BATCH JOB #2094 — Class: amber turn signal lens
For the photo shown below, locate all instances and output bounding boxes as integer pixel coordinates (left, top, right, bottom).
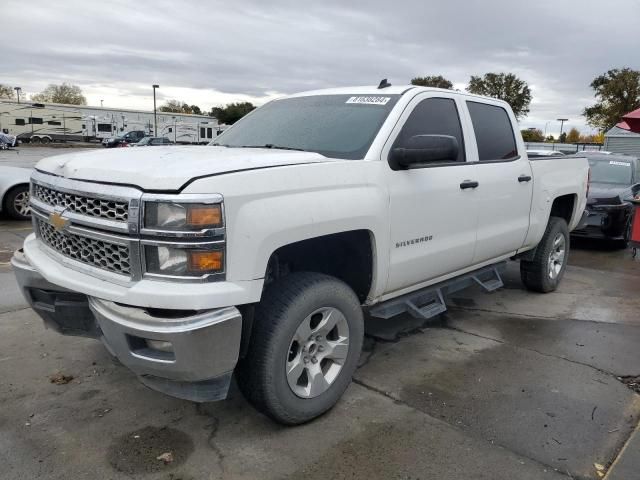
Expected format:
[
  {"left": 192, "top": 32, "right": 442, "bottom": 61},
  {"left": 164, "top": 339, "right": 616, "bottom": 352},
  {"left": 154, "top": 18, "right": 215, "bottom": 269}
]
[
  {"left": 187, "top": 205, "right": 222, "bottom": 227},
  {"left": 188, "top": 250, "right": 223, "bottom": 273}
]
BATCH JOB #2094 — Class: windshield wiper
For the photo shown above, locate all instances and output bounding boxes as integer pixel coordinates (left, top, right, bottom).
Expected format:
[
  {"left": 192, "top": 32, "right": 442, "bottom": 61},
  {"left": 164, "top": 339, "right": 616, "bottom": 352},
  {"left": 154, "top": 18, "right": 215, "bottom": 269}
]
[{"left": 236, "top": 144, "right": 308, "bottom": 152}]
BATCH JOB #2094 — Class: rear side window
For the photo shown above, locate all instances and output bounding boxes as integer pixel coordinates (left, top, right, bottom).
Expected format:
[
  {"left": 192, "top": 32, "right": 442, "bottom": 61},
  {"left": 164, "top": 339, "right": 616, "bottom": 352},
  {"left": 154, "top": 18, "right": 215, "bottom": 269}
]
[
  {"left": 394, "top": 98, "right": 465, "bottom": 162},
  {"left": 467, "top": 101, "right": 518, "bottom": 161}
]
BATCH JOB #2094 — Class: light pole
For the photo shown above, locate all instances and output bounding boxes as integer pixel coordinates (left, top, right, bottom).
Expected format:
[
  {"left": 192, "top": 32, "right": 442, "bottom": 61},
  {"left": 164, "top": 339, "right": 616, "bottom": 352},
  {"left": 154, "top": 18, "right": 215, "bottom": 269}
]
[
  {"left": 544, "top": 121, "right": 551, "bottom": 138},
  {"left": 557, "top": 118, "right": 568, "bottom": 142},
  {"left": 152, "top": 84, "right": 159, "bottom": 135},
  {"left": 14, "top": 87, "right": 21, "bottom": 104}
]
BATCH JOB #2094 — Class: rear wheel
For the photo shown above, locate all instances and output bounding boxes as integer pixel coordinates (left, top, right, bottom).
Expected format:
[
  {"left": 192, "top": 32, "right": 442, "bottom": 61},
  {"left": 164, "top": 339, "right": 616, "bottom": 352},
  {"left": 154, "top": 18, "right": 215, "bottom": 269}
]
[
  {"left": 41, "top": 136, "right": 51, "bottom": 144},
  {"left": 520, "top": 217, "right": 569, "bottom": 293},
  {"left": 30, "top": 136, "right": 41, "bottom": 144},
  {"left": 3, "top": 185, "right": 31, "bottom": 220},
  {"left": 237, "top": 272, "right": 364, "bottom": 425}
]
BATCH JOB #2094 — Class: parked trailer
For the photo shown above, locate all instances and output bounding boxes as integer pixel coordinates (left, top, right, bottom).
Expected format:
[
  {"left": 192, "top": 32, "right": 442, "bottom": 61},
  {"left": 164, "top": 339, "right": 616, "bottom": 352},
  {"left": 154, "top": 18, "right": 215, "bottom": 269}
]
[
  {"left": 159, "top": 121, "right": 225, "bottom": 144},
  {"left": 0, "top": 103, "right": 84, "bottom": 144},
  {"left": 0, "top": 100, "right": 218, "bottom": 144}
]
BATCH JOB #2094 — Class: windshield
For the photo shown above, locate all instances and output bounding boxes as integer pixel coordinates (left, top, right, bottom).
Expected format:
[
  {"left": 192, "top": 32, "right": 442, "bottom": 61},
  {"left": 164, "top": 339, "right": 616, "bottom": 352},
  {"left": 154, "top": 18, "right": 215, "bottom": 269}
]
[
  {"left": 589, "top": 158, "right": 634, "bottom": 185},
  {"left": 212, "top": 94, "right": 400, "bottom": 159}
]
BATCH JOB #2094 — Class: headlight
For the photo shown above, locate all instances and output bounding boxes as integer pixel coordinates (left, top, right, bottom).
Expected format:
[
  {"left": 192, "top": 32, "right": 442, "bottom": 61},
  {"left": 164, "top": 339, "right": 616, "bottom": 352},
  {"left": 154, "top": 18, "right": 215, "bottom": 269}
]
[
  {"left": 145, "top": 245, "right": 224, "bottom": 277},
  {"left": 144, "top": 202, "right": 223, "bottom": 231}
]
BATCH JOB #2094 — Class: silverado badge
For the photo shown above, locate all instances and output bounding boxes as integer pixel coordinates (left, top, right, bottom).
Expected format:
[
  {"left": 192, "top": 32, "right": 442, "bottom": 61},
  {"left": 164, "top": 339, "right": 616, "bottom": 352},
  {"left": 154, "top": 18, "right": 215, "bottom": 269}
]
[{"left": 50, "top": 211, "right": 70, "bottom": 232}]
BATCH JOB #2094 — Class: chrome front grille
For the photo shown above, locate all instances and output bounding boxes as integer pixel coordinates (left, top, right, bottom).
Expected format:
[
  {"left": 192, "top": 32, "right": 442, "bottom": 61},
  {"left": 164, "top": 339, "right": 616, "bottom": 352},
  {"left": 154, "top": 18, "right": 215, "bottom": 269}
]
[
  {"left": 33, "top": 183, "right": 129, "bottom": 222},
  {"left": 37, "top": 220, "right": 131, "bottom": 276}
]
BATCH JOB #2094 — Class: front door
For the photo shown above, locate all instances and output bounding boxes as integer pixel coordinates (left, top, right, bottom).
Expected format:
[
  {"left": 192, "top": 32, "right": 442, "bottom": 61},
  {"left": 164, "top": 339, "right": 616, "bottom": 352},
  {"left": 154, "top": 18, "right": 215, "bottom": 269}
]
[{"left": 385, "top": 94, "right": 480, "bottom": 294}]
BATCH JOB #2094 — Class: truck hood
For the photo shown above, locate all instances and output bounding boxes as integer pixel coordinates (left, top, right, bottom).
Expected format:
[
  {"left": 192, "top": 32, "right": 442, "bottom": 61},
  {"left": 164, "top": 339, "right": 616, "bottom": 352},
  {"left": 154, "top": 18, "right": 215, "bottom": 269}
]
[{"left": 35, "top": 146, "right": 333, "bottom": 191}]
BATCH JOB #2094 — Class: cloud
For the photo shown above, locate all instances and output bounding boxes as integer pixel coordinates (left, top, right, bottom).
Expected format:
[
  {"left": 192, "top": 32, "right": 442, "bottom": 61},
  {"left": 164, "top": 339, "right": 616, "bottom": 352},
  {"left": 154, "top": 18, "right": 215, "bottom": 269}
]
[{"left": 2, "top": 0, "right": 639, "bottom": 134}]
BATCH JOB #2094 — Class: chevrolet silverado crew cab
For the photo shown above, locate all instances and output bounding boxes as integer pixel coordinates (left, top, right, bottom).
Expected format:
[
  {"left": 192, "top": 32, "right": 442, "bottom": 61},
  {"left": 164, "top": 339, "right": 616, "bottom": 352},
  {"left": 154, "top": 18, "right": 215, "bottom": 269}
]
[{"left": 12, "top": 84, "right": 589, "bottom": 425}]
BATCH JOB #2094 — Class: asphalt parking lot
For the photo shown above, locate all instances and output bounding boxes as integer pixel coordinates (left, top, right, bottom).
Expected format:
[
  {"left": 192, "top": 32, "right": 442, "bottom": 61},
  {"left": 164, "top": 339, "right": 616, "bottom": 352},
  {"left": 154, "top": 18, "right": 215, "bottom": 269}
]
[{"left": 1, "top": 148, "right": 639, "bottom": 480}]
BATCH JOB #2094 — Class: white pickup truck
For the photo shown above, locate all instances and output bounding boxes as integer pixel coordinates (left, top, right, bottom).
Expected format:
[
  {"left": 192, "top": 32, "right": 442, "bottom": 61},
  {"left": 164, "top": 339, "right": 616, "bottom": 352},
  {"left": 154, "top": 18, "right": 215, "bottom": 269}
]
[{"left": 12, "top": 84, "right": 589, "bottom": 424}]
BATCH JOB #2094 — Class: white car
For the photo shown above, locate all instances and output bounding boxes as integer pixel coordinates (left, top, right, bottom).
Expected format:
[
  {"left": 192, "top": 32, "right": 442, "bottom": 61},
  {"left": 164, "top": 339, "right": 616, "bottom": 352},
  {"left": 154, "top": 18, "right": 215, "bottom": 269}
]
[
  {"left": 13, "top": 84, "right": 589, "bottom": 424},
  {"left": 0, "top": 166, "right": 31, "bottom": 220}
]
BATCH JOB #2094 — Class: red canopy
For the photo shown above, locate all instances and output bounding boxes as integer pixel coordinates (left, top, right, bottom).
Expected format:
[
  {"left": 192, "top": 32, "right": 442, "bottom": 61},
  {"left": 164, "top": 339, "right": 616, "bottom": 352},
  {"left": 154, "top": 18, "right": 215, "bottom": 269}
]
[{"left": 617, "top": 107, "right": 640, "bottom": 133}]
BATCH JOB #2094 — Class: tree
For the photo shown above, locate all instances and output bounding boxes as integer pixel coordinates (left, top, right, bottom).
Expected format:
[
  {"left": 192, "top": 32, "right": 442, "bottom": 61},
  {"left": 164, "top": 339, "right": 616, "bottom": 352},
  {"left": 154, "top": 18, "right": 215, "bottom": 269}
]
[
  {"left": 160, "top": 100, "right": 188, "bottom": 113},
  {"left": 32, "top": 83, "right": 86, "bottom": 105},
  {"left": 210, "top": 102, "right": 256, "bottom": 125},
  {"left": 583, "top": 68, "right": 640, "bottom": 131},
  {"left": 411, "top": 75, "right": 454, "bottom": 90},
  {"left": 466, "top": 72, "right": 532, "bottom": 119},
  {"left": 559, "top": 132, "right": 567, "bottom": 143},
  {"left": 521, "top": 129, "right": 544, "bottom": 142},
  {"left": 566, "top": 128, "right": 580, "bottom": 143},
  {"left": 159, "top": 101, "right": 204, "bottom": 115},
  {"left": 0, "top": 84, "right": 15, "bottom": 99},
  {"left": 545, "top": 135, "right": 556, "bottom": 143}
]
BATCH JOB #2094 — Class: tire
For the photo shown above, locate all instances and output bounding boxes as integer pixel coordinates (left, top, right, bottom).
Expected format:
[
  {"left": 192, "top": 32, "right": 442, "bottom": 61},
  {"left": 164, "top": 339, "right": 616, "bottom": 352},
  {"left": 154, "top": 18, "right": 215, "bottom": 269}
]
[
  {"left": 3, "top": 184, "right": 31, "bottom": 220},
  {"left": 618, "top": 217, "right": 632, "bottom": 249},
  {"left": 30, "top": 136, "right": 41, "bottom": 144},
  {"left": 237, "top": 272, "right": 364, "bottom": 425},
  {"left": 41, "top": 136, "right": 51, "bottom": 144},
  {"left": 520, "top": 217, "right": 569, "bottom": 293}
]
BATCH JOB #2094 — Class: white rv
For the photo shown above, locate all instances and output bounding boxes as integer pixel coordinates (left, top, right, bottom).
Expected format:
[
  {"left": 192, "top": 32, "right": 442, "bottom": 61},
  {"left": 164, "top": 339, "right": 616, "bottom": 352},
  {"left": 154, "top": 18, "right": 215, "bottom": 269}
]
[
  {"left": 0, "top": 100, "right": 218, "bottom": 144},
  {"left": 0, "top": 103, "right": 84, "bottom": 143},
  {"left": 158, "top": 121, "right": 224, "bottom": 144}
]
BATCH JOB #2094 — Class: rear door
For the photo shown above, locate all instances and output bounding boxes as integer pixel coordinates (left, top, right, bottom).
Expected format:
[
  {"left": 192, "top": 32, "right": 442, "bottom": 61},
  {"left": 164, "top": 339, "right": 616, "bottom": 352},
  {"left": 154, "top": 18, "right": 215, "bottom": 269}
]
[
  {"left": 384, "top": 93, "right": 480, "bottom": 293},
  {"left": 464, "top": 100, "right": 533, "bottom": 264}
]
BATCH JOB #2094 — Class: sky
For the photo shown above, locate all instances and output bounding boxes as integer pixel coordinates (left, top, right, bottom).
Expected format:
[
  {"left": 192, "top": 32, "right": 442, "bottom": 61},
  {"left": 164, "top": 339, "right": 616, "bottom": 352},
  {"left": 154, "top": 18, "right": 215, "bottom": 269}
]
[{"left": 2, "top": 0, "right": 639, "bottom": 136}]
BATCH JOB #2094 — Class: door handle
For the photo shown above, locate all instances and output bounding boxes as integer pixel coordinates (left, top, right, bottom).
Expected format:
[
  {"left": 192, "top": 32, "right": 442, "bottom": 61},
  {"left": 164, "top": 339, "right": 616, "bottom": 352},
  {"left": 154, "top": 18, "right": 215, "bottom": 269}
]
[
  {"left": 460, "top": 180, "right": 479, "bottom": 189},
  {"left": 518, "top": 175, "right": 532, "bottom": 182}
]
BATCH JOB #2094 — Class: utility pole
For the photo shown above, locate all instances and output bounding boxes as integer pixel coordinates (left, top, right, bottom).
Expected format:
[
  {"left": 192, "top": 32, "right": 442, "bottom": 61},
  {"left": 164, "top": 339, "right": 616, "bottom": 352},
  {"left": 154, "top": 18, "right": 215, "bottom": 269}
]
[
  {"left": 152, "top": 84, "right": 159, "bottom": 135},
  {"left": 557, "top": 118, "right": 568, "bottom": 142},
  {"left": 14, "top": 87, "right": 21, "bottom": 104}
]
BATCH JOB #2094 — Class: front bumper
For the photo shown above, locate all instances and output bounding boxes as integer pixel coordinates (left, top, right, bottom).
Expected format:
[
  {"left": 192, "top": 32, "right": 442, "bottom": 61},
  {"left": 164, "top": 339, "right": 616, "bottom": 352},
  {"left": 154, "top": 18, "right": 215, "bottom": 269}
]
[
  {"left": 12, "top": 249, "right": 243, "bottom": 402},
  {"left": 571, "top": 204, "right": 632, "bottom": 240}
]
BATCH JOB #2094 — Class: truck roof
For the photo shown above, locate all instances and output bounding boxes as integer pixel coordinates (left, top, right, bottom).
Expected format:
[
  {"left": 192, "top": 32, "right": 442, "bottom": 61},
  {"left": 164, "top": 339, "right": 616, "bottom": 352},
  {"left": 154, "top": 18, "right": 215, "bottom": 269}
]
[{"left": 285, "top": 85, "right": 512, "bottom": 108}]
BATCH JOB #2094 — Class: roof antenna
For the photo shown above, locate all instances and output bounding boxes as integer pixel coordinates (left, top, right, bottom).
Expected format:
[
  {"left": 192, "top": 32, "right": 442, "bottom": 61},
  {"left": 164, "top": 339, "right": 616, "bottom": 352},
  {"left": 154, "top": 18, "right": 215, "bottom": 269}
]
[{"left": 378, "top": 78, "right": 391, "bottom": 89}]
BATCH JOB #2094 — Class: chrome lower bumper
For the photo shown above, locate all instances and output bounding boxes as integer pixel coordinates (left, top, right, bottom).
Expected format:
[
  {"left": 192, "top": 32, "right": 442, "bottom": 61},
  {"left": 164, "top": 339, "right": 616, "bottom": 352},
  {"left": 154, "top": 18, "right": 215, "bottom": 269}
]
[{"left": 11, "top": 248, "right": 243, "bottom": 402}]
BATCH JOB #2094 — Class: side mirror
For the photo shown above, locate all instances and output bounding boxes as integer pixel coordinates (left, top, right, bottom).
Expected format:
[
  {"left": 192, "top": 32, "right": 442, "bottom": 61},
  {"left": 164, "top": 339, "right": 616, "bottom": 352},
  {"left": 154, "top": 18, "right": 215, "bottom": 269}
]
[{"left": 390, "top": 134, "right": 459, "bottom": 169}]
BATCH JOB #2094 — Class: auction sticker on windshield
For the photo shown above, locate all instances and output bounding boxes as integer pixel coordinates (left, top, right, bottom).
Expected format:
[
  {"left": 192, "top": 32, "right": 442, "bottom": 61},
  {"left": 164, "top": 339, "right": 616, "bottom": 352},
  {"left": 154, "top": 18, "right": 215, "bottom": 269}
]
[
  {"left": 610, "top": 161, "right": 631, "bottom": 166},
  {"left": 346, "top": 96, "right": 391, "bottom": 105}
]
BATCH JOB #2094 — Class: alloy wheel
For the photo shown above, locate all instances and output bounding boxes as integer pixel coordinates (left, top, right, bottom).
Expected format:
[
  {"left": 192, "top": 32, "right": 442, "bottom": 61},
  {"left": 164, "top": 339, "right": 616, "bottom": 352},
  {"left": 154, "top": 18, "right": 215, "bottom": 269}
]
[{"left": 286, "top": 307, "right": 350, "bottom": 398}]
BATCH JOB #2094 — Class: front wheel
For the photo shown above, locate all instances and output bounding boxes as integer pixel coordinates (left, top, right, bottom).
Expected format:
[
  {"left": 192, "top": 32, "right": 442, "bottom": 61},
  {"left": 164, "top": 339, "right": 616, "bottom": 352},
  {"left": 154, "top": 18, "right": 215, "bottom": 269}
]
[
  {"left": 520, "top": 217, "right": 569, "bottom": 293},
  {"left": 3, "top": 184, "right": 31, "bottom": 220},
  {"left": 237, "top": 272, "right": 364, "bottom": 425}
]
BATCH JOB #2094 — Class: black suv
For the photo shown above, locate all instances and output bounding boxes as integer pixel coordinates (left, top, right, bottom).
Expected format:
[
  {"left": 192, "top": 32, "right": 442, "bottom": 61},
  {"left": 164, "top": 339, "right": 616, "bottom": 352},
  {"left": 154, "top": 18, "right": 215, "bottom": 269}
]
[{"left": 102, "top": 130, "right": 146, "bottom": 148}]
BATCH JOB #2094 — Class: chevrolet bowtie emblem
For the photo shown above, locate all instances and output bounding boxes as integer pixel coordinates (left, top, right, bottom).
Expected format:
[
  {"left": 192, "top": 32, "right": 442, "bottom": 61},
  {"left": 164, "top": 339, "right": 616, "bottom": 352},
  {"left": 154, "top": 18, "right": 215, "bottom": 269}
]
[{"left": 50, "top": 211, "right": 70, "bottom": 232}]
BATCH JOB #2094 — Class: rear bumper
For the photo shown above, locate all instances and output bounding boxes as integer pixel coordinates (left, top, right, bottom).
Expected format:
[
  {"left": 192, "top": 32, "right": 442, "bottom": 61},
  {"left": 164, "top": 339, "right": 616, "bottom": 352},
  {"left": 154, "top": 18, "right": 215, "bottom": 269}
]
[{"left": 11, "top": 248, "right": 243, "bottom": 402}]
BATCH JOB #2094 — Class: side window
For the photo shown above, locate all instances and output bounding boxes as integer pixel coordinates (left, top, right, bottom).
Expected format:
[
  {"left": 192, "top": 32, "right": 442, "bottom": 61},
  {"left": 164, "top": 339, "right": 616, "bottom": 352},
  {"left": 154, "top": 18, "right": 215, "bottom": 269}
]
[
  {"left": 394, "top": 98, "right": 465, "bottom": 162},
  {"left": 29, "top": 117, "right": 44, "bottom": 124},
  {"left": 200, "top": 127, "right": 205, "bottom": 139},
  {"left": 207, "top": 128, "right": 213, "bottom": 139},
  {"left": 15, "top": 119, "right": 25, "bottom": 126},
  {"left": 467, "top": 102, "right": 518, "bottom": 161}
]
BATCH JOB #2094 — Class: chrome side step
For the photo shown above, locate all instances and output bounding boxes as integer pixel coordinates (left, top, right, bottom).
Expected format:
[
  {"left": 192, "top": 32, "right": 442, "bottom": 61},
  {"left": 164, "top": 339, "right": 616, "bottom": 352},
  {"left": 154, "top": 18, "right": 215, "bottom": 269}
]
[{"left": 369, "top": 262, "right": 505, "bottom": 321}]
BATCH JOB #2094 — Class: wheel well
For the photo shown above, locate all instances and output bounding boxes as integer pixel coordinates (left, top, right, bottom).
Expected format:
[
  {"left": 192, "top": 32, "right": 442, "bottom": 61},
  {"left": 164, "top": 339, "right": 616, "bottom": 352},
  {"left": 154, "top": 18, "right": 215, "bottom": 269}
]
[
  {"left": 550, "top": 194, "right": 576, "bottom": 224},
  {"left": 265, "top": 230, "right": 374, "bottom": 303}
]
